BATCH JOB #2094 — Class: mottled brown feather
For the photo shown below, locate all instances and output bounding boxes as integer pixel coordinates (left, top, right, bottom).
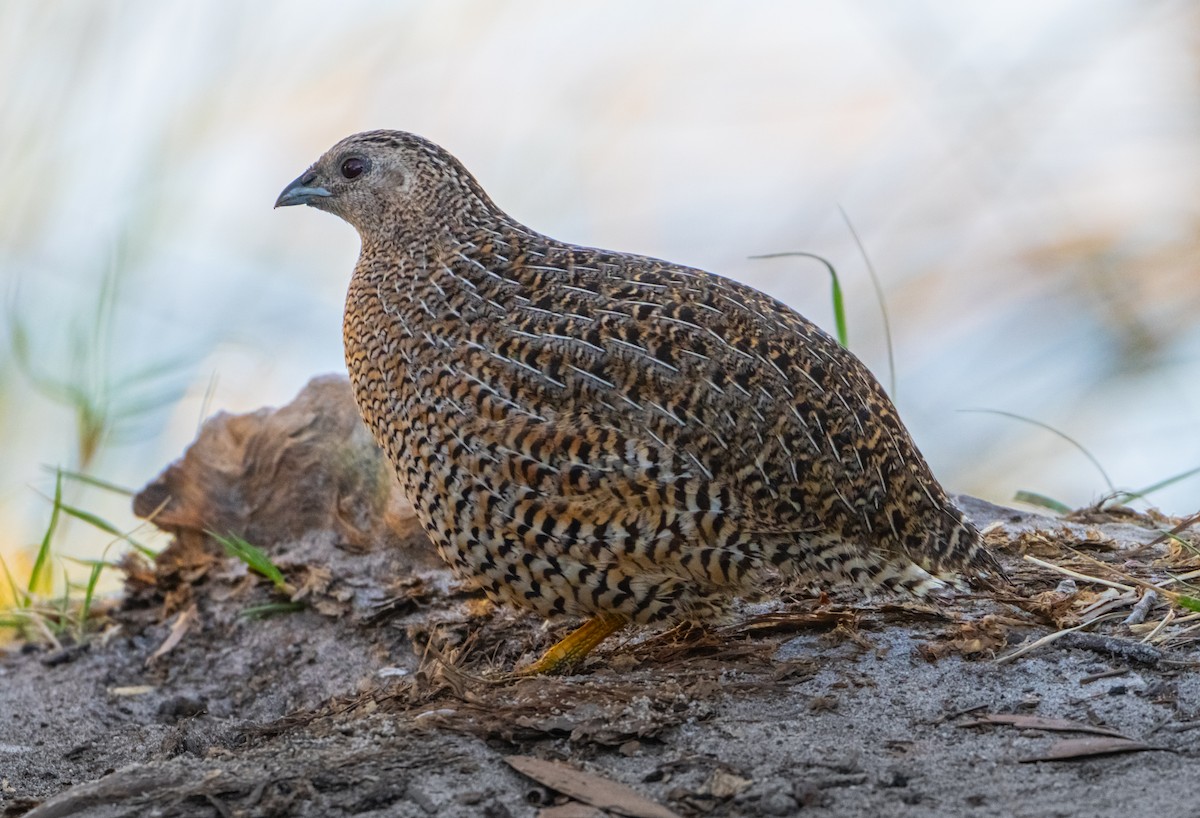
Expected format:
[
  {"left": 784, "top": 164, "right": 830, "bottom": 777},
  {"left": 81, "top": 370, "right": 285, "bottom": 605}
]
[{"left": 278, "top": 130, "right": 1000, "bottom": 625}]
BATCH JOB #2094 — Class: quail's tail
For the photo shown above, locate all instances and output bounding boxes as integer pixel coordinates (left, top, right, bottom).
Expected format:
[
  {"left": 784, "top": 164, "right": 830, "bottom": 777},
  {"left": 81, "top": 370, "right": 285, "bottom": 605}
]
[
  {"left": 857, "top": 498, "right": 1005, "bottom": 598},
  {"left": 914, "top": 500, "right": 1005, "bottom": 589}
]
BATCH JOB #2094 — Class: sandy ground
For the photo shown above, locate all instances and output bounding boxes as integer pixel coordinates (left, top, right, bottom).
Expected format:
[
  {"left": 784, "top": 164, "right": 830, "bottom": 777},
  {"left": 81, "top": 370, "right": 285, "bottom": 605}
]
[{"left": 2, "top": 377, "right": 1198, "bottom": 818}]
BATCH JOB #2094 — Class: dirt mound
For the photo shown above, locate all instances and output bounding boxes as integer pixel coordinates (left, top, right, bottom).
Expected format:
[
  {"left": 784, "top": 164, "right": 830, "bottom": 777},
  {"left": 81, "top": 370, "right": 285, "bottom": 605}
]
[{"left": 3, "top": 377, "right": 1198, "bottom": 818}]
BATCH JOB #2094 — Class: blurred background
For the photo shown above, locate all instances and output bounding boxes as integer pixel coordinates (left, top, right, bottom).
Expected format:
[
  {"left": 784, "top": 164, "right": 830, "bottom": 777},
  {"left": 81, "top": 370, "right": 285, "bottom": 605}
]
[{"left": 1, "top": 0, "right": 1198, "bottom": 591}]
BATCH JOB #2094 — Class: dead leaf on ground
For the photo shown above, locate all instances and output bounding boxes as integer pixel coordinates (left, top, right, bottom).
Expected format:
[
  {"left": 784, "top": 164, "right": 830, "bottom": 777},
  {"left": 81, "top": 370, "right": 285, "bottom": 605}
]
[
  {"left": 918, "top": 616, "right": 1009, "bottom": 660},
  {"left": 822, "top": 620, "right": 875, "bottom": 651},
  {"left": 1019, "top": 737, "right": 1168, "bottom": 763},
  {"left": 1007, "top": 588, "right": 1083, "bottom": 625},
  {"left": 706, "top": 770, "right": 752, "bottom": 799},
  {"left": 505, "top": 755, "right": 681, "bottom": 818},
  {"left": 771, "top": 658, "right": 821, "bottom": 682},
  {"left": 291, "top": 565, "right": 333, "bottom": 602},
  {"left": 958, "top": 713, "right": 1127, "bottom": 738},
  {"left": 145, "top": 604, "right": 197, "bottom": 666}
]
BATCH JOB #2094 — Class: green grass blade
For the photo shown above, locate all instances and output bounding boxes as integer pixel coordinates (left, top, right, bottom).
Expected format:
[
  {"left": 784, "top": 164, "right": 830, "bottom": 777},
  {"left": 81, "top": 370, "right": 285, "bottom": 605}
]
[
  {"left": 111, "top": 354, "right": 194, "bottom": 391},
  {"left": 0, "top": 552, "right": 25, "bottom": 608},
  {"left": 78, "top": 560, "right": 106, "bottom": 638},
  {"left": 9, "top": 315, "right": 74, "bottom": 405},
  {"left": 1013, "top": 490, "right": 1073, "bottom": 515},
  {"left": 749, "top": 251, "right": 848, "bottom": 348},
  {"left": 128, "top": 541, "right": 160, "bottom": 560},
  {"left": 63, "top": 556, "right": 122, "bottom": 569},
  {"left": 28, "top": 470, "right": 64, "bottom": 598},
  {"left": 1115, "top": 463, "right": 1200, "bottom": 505},
  {"left": 209, "top": 532, "right": 287, "bottom": 591},
  {"left": 55, "top": 502, "right": 125, "bottom": 538},
  {"left": 51, "top": 500, "right": 154, "bottom": 556},
  {"left": 829, "top": 272, "right": 848, "bottom": 350},
  {"left": 1177, "top": 596, "right": 1200, "bottom": 613},
  {"left": 960, "top": 408, "right": 1116, "bottom": 495},
  {"left": 838, "top": 205, "right": 896, "bottom": 397},
  {"left": 111, "top": 386, "right": 189, "bottom": 425},
  {"left": 47, "top": 466, "right": 135, "bottom": 496},
  {"left": 59, "top": 566, "right": 71, "bottom": 616}
]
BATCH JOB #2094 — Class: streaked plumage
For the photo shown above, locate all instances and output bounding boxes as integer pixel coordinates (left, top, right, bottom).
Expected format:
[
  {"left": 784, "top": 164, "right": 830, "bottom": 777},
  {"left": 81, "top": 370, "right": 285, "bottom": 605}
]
[{"left": 276, "top": 130, "right": 998, "bottom": 667}]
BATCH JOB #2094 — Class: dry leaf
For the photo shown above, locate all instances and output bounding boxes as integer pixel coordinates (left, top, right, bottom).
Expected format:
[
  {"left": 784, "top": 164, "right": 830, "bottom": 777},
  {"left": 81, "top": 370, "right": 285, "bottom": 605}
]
[
  {"left": 1019, "top": 737, "right": 1166, "bottom": 762},
  {"left": 707, "top": 770, "right": 752, "bottom": 799},
  {"left": 292, "top": 565, "right": 333, "bottom": 602},
  {"left": 146, "top": 604, "right": 197, "bottom": 666},
  {"left": 919, "top": 617, "right": 1008, "bottom": 661},
  {"left": 505, "top": 756, "right": 680, "bottom": 818},
  {"left": 959, "top": 713, "right": 1127, "bottom": 738},
  {"left": 314, "top": 598, "right": 349, "bottom": 617}
]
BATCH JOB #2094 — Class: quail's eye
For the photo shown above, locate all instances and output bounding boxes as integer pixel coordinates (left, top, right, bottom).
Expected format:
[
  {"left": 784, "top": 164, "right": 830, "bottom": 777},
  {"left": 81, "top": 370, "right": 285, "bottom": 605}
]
[{"left": 340, "top": 157, "right": 367, "bottom": 179}]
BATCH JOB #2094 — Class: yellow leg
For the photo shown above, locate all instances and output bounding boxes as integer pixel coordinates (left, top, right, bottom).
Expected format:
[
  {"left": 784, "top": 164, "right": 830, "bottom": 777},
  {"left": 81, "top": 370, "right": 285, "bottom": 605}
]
[{"left": 518, "top": 612, "right": 628, "bottom": 675}]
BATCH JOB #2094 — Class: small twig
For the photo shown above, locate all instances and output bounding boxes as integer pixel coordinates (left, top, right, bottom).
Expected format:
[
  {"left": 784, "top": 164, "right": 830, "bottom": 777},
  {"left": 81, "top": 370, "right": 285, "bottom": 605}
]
[
  {"left": 1023, "top": 555, "right": 1134, "bottom": 592},
  {"left": 1123, "top": 590, "right": 1158, "bottom": 627},
  {"left": 1079, "top": 667, "right": 1130, "bottom": 685},
  {"left": 1128, "top": 610, "right": 1198, "bottom": 632},
  {"left": 418, "top": 633, "right": 498, "bottom": 689},
  {"left": 995, "top": 613, "right": 1124, "bottom": 666},
  {"left": 146, "top": 604, "right": 196, "bottom": 666},
  {"left": 1058, "top": 632, "right": 1163, "bottom": 666}
]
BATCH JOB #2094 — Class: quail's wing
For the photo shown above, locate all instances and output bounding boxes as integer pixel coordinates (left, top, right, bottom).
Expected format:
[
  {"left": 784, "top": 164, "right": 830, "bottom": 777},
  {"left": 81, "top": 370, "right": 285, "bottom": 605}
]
[{"left": 447, "top": 243, "right": 909, "bottom": 540}]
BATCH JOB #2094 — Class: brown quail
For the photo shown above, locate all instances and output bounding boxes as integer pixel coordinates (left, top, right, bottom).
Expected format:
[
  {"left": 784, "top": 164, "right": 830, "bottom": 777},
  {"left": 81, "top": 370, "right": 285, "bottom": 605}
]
[{"left": 276, "top": 130, "right": 998, "bottom": 673}]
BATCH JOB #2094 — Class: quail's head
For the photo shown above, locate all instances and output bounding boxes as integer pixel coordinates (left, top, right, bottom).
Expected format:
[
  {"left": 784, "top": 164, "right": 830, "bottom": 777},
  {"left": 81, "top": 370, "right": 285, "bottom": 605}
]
[{"left": 275, "top": 130, "right": 492, "bottom": 236}]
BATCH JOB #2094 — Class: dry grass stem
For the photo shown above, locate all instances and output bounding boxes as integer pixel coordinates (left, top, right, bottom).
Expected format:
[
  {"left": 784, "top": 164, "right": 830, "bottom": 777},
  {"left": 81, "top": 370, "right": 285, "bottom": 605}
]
[
  {"left": 1023, "top": 555, "right": 1133, "bottom": 592},
  {"left": 1139, "top": 610, "right": 1175, "bottom": 644}
]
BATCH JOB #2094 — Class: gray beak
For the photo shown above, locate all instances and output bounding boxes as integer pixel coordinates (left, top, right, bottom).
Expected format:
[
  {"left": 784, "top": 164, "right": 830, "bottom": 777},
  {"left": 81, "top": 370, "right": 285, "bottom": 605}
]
[{"left": 275, "top": 169, "right": 332, "bottom": 208}]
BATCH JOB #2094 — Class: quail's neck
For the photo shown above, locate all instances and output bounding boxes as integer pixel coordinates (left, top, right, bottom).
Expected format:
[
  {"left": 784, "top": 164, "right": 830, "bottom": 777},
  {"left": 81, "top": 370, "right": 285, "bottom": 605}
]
[{"left": 355, "top": 211, "right": 548, "bottom": 331}]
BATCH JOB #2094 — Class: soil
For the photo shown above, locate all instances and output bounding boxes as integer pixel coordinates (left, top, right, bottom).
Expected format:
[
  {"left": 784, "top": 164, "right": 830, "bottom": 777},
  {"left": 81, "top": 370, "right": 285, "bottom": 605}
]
[{"left": 2, "top": 376, "right": 1198, "bottom": 818}]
